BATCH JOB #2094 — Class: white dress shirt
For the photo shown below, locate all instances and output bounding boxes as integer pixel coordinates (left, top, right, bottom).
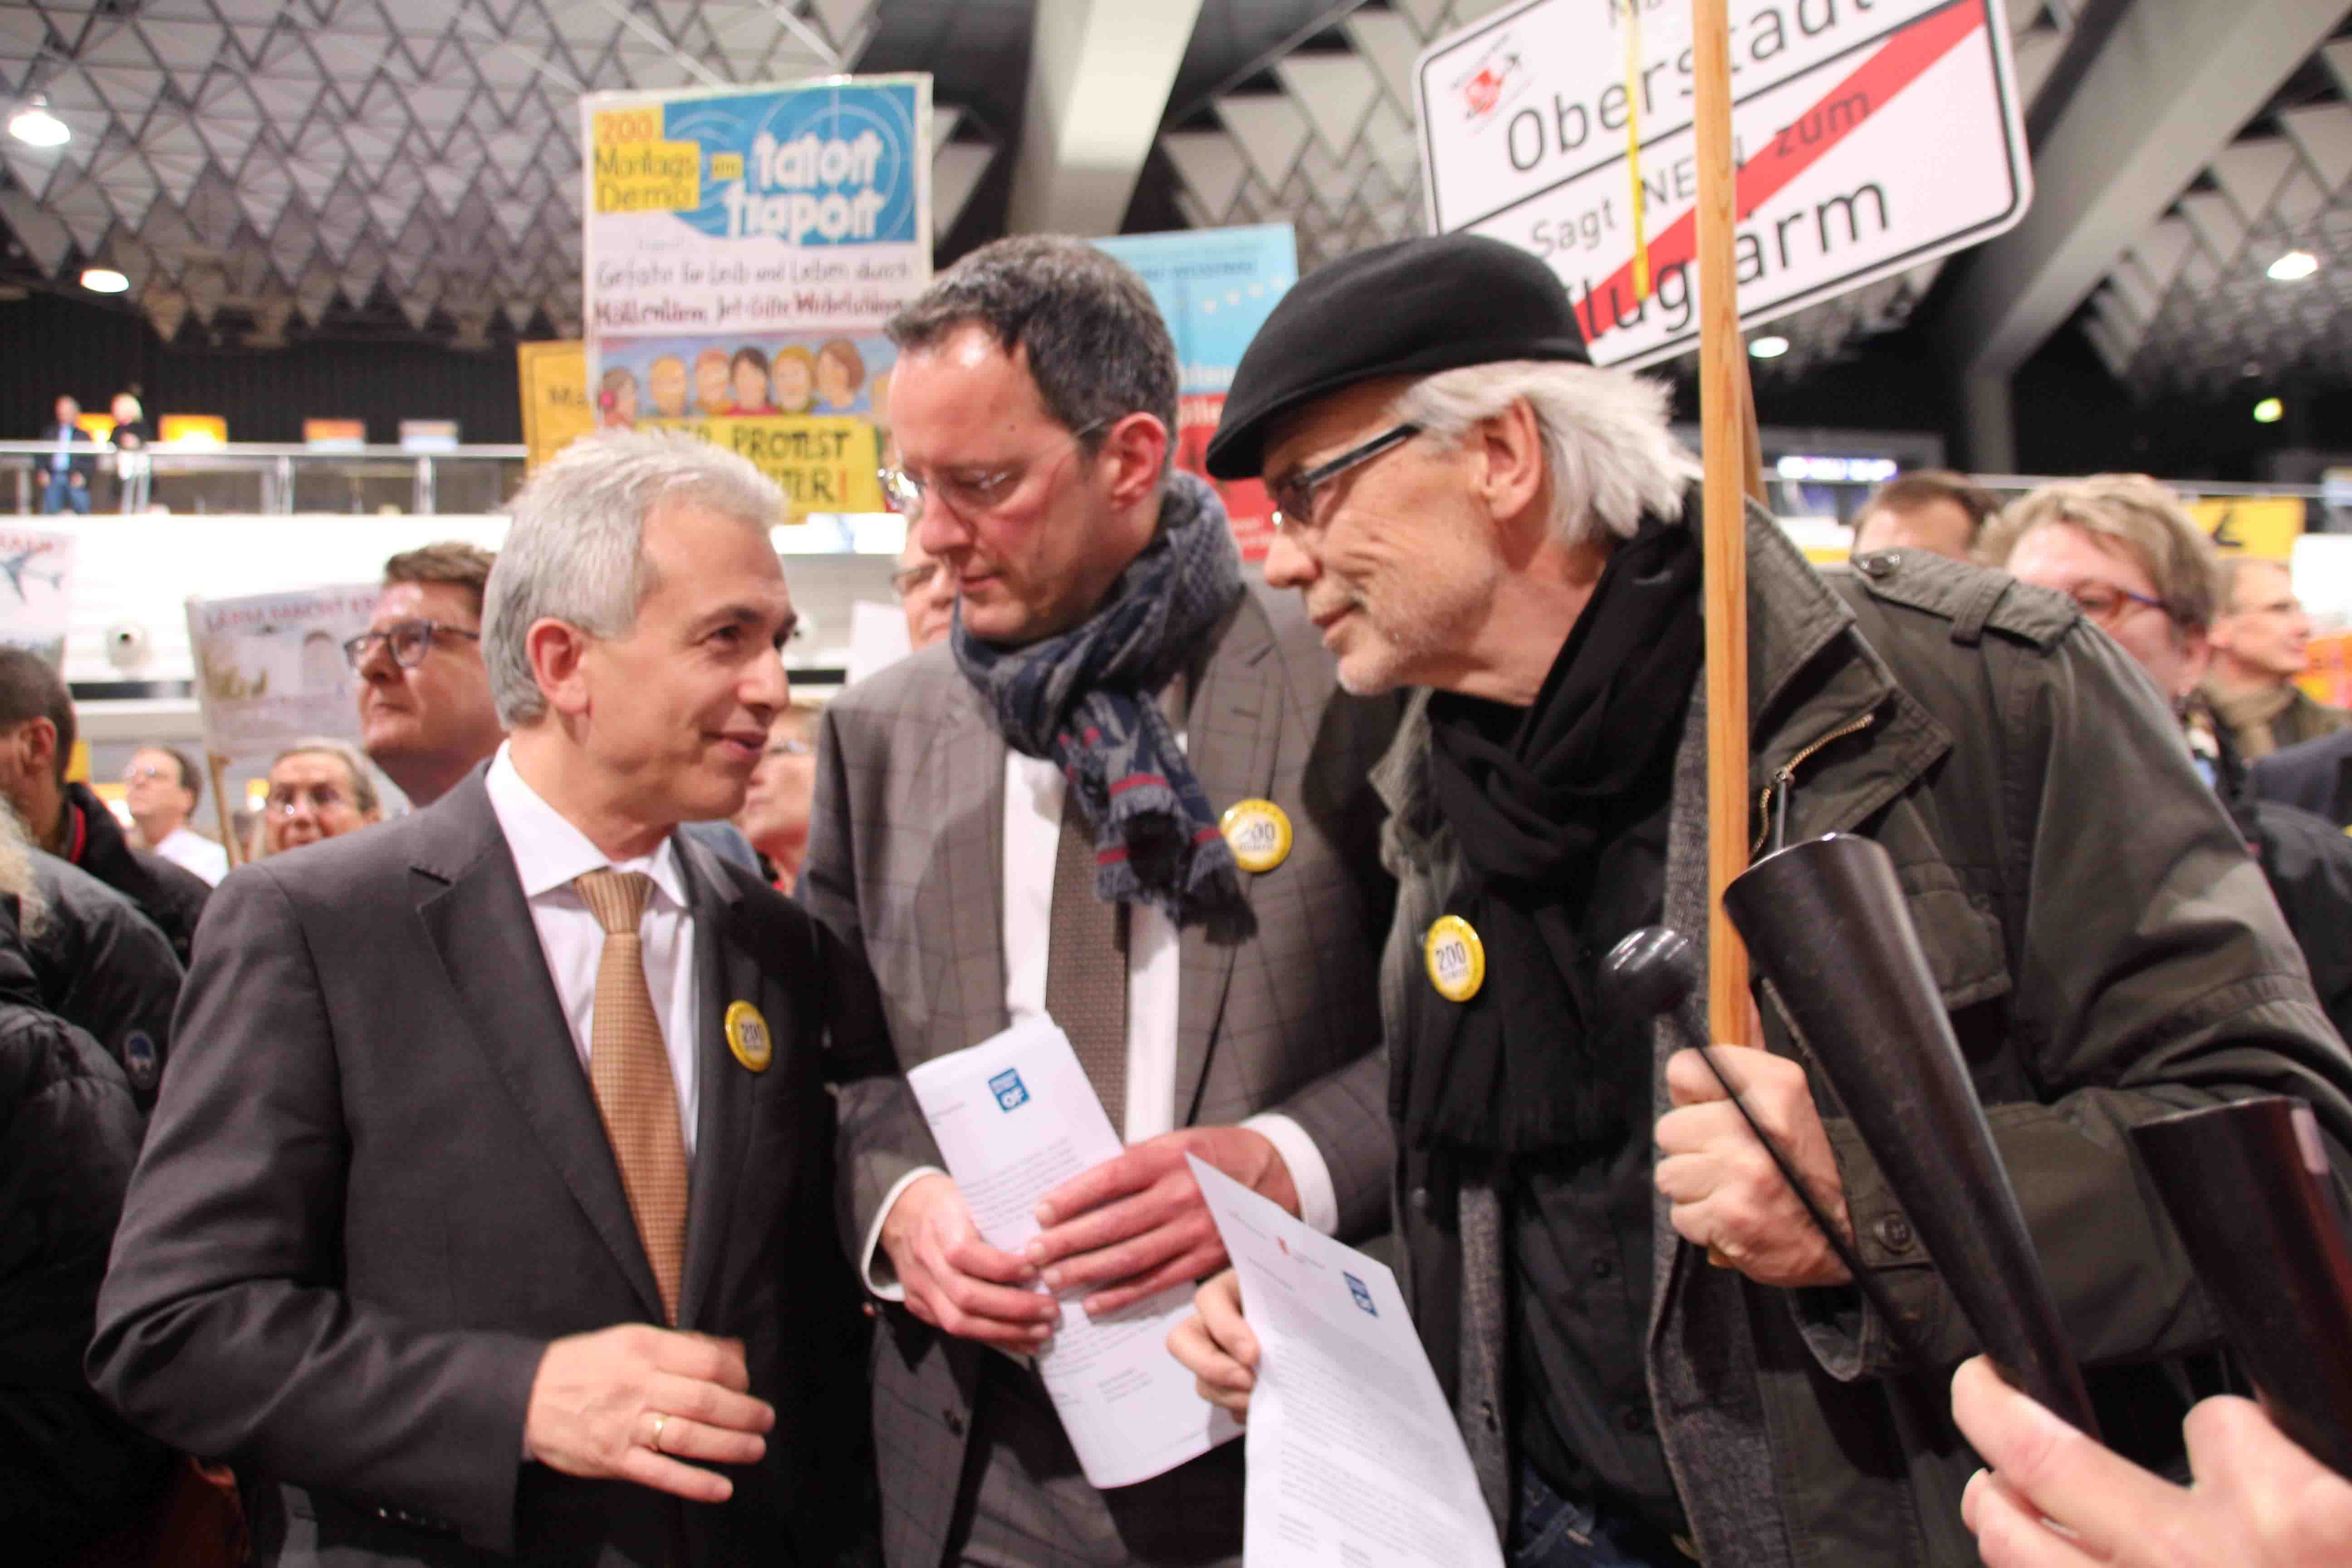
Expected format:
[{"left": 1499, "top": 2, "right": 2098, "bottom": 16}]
[
  {"left": 859, "top": 740, "right": 1341, "bottom": 1298},
  {"left": 153, "top": 825, "right": 229, "bottom": 887},
  {"left": 484, "top": 744, "right": 701, "bottom": 1161}
]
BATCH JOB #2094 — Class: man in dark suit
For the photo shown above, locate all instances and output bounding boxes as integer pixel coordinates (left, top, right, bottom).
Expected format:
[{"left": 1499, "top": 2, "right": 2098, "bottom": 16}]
[
  {"left": 803, "top": 235, "right": 1396, "bottom": 1568},
  {"left": 37, "top": 393, "right": 97, "bottom": 514},
  {"left": 91, "top": 430, "right": 876, "bottom": 1566}
]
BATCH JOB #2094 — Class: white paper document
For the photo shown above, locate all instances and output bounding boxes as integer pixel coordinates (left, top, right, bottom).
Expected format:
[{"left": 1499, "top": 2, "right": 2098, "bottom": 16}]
[
  {"left": 1187, "top": 1156, "right": 1506, "bottom": 1568},
  {"left": 906, "top": 1016, "right": 1242, "bottom": 1488}
]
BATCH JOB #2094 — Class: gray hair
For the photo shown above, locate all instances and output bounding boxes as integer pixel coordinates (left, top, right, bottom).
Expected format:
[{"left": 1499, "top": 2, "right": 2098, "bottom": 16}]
[
  {"left": 271, "top": 737, "right": 381, "bottom": 817},
  {"left": 886, "top": 235, "right": 1179, "bottom": 476},
  {"left": 1391, "top": 361, "right": 1700, "bottom": 547},
  {"left": 0, "top": 800, "right": 43, "bottom": 939},
  {"left": 484, "top": 429, "right": 784, "bottom": 728}
]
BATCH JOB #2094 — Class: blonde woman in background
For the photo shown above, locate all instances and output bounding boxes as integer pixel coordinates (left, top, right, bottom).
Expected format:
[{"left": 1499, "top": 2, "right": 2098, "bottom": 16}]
[{"left": 109, "top": 391, "right": 150, "bottom": 512}]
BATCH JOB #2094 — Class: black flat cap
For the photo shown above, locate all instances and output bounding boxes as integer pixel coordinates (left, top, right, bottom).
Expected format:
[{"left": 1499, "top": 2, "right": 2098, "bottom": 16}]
[{"left": 1205, "top": 233, "right": 1590, "bottom": 480}]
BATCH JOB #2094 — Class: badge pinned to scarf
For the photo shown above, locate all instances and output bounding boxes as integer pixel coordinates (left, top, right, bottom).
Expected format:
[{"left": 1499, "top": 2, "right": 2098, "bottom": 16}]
[
  {"left": 1219, "top": 798, "right": 1293, "bottom": 874},
  {"left": 725, "top": 1000, "right": 772, "bottom": 1073},
  {"left": 1424, "top": 915, "right": 1487, "bottom": 1003}
]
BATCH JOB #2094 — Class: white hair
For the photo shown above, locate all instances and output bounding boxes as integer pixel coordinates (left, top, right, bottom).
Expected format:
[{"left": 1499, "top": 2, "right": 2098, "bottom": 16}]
[
  {"left": 0, "top": 800, "right": 43, "bottom": 940},
  {"left": 1392, "top": 361, "right": 1700, "bottom": 547},
  {"left": 485, "top": 429, "right": 784, "bottom": 728}
]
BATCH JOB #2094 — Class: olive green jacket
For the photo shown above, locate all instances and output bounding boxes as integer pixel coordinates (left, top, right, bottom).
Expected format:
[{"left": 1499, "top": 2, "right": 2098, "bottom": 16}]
[{"left": 1376, "top": 504, "right": 2352, "bottom": 1568}]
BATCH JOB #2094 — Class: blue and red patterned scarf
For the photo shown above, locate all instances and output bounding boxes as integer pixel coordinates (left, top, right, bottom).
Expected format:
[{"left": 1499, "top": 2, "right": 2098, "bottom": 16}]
[{"left": 953, "top": 470, "right": 1247, "bottom": 929}]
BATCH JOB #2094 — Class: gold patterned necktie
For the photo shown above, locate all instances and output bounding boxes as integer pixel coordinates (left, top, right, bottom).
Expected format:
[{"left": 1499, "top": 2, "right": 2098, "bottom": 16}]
[
  {"left": 1045, "top": 794, "right": 1128, "bottom": 1132},
  {"left": 573, "top": 867, "right": 688, "bottom": 1325}
]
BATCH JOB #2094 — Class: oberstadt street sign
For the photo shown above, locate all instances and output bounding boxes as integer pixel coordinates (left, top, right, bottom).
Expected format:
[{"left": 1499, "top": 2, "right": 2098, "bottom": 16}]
[{"left": 1417, "top": 0, "right": 2034, "bottom": 368}]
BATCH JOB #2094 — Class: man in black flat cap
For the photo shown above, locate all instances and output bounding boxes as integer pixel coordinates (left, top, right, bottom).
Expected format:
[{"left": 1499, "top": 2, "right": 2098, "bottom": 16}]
[{"left": 1167, "top": 233, "right": 2352, "bottom": 1568}]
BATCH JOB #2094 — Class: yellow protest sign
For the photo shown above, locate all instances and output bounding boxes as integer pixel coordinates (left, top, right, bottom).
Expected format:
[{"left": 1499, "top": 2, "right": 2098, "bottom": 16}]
[
  {"left": 591, "top": 107, "right": 701, "bottom": 214},
  {"left": 642, "top": 415, "right": 881, "bottom": 516},
  {"left": 517, "top": 341, "right": 598, "bottom": 474},
  {"left": 2192, "top": 496, "right": 2306, "bottom": 562}
]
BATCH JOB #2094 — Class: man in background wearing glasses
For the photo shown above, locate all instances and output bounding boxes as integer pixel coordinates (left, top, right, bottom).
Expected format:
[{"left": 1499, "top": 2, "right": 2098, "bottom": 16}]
[
  {"left": 349, "top": 542, "right": 506, "bottom": 811},
  {"left": 1989, "top": 475, "right": 2352, "bottom": 1042},
  {"left": 803, "top": 234, "right": 1399, "bottom": 1568},
  {"left": 2204, "top": 554, "right": 2351, "bottom": 760}
]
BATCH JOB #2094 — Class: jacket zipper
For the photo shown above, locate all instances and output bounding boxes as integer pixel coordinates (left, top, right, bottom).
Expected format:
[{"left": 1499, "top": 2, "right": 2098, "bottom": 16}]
[{"left": 1752, "top": 711, "right": 1878, "bottom": 855}]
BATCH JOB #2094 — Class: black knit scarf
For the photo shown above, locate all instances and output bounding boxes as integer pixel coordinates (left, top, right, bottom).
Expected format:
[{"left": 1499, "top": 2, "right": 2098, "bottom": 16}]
[
  {"left": 1398, "top": 515, "right": 1704, "bottom": 1154},
  {"left": 953, "top": 471, "right": 1248, "bottom": 929}
]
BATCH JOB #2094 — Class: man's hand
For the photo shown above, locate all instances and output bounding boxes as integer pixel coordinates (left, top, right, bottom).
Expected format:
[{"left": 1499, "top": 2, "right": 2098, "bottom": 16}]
[
  {"left": 1026, "top": 1126, "right": 1297, "bottom": 1317},
  {"left": 1952, "top": 1355, "right": 2352, "bottom": 1567},
  {"left": 879, "top": 1172, "right": 1058, "bottom": 1349},
  {"left": 1167, "top": 1269, "right": 1258, "bottom": 1422},
  {"left": 523, "top": 1325, "right": 774, "bottom": 1504},
  {"left": 1653, "top": 1043, "right": 1852, "bottom": 1288}
]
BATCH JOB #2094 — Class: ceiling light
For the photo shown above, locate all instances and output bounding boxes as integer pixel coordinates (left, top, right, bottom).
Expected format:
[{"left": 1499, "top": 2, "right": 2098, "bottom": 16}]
[
  {"left": 2254, "top": 397, "right": 2284, "bottom": 424},
  {"left": 79, "top": 268, "right": 128, "bottom": 294},
  {"left": 7, "top": 97, "right": 68, "bottom": 148},
  {"left": 1749, "top": 334, "right": 1791, "bottom": 359},
  {"left": 2268, "top": 250, "right": 2319, "bottom": 283}
]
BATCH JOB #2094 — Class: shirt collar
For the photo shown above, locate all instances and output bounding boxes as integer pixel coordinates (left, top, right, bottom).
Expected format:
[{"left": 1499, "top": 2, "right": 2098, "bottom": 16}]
[{"left": 484, "top": 742, "right": 689, "bottom": 909}]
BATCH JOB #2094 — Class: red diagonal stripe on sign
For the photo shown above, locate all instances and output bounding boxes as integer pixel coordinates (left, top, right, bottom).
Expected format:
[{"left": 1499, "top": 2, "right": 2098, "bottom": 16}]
[{"left": 1579, "top": 0, "right": 1987, "bottom": 344}]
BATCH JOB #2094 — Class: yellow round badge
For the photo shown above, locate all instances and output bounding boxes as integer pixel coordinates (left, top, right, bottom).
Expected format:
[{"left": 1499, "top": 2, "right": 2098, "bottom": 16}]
[
  {"left": 1219, "top": 798, "right": 1293, "bottom": 874},
  {"left": 1423, "top": 916, "right": 1486, "bottom": 1003},
  {"left": 724, "top": 1000, "right": 773, "bottom": 1073}
]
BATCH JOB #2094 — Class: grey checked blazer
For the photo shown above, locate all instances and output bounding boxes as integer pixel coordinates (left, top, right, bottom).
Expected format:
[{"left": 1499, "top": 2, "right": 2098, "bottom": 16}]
[{"left": 802, "top": 581, "right": 1400, "bottom": 1567}]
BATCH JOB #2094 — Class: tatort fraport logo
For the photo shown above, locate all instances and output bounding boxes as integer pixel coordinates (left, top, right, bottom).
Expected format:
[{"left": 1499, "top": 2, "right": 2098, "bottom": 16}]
[{"left": 990, "top": 1069, "right": 1029, "bottom": 1112}]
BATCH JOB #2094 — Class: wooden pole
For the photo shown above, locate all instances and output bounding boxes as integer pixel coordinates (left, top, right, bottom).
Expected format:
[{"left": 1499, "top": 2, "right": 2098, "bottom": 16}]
[
  {"left": 207, "top": 751, "right": 242, "bottom": 869},
  {"left": 1693, "top": 0, "right": 1753, "bottom": 1047}
]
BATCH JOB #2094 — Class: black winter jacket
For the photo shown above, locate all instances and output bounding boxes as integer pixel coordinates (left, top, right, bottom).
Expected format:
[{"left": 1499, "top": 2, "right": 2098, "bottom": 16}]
[
  {"left": 0, "top": 898, "right": 167, "bottom": 1554},
  {"left": 61, "top": 781, "right": 211, "bottom": 966},
  {"left": 26, "top": 850, "right": 181, "bottom": 1112}
]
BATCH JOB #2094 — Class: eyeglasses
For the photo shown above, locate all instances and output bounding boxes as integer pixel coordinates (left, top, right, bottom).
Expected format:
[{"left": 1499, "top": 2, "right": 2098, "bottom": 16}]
[
  {"left": 2064, "top": 582, "right": 2170, "bottom": 628},
  {"left": 878, "top": 419, "right": 1109, "bottom": 524},
  {"left": 2236, "top": 596, "right": 2305, "bottom": 618},
  {"left": 265, "top": 783, "right": 351, "bottom": 817},
  {"left": 342, "top": 619, "right": 480, "bottom": 672},
  {"left": 1269, "top": 423, "right": 1421, "bottom": 533},
  {"left": 890, "top": 561, "right": 943, "bottom": 598},
  {"left": 122, "top": 764, "right": 177, "bottom": 785},
  {"left": 764, "top": 738, "right": 812, "bottom": 759}
]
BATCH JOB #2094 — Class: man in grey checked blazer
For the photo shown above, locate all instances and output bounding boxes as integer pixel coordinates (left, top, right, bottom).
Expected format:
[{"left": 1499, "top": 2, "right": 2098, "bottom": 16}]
[{"left": 801, "top": 236, "right": 1399, "bottom": 1568}]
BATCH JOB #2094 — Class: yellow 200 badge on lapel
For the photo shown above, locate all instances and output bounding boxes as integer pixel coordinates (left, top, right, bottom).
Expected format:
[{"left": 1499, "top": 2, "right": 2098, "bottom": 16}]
[
  {"left": 725, "top": 1000, "right": 772, "bottom": 1073},
  {"left": 1219, "top": 798, "right": 1293, "bottom": 874}
]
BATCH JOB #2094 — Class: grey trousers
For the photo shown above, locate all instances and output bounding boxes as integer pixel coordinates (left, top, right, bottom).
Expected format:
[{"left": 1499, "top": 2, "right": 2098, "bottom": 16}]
[{"left": 946, "top": 1354, "right": 1246, "bottom": 1568}]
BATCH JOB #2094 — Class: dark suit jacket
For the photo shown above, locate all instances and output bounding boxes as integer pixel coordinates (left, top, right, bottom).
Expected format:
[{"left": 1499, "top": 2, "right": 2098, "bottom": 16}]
[
  {"left": 802, "top": 582, "right": 1399, "bottom": 1567},
  {"left": 2254, "top": 726, "right": 2352, "bottom": 829},
  {"left": 39, "top": 421, "right": 96, "bottom": 484},
  {"left": 89, "top": 772, "right": 877, "bottom": 1567}
]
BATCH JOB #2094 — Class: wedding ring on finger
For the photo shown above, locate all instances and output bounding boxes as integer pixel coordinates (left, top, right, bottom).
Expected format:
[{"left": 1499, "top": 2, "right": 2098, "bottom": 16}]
[{"left": 648, "top": 1413, "right": 670, "bottom": 1453}]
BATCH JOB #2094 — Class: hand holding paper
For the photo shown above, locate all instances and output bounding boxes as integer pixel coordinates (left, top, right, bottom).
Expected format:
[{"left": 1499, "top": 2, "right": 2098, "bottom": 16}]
[
  {"left": 1168, "top": 1269, "right": 1258, "bottom": 1421},
  {"left": 1028, "top": 1125, "right": 1299, "bottom": 1315},
  {"left": 904, "top": 1016, "right": 1242, "bottom": 1488},
  {"left": 878, "top": 1173, "right": 1056, "bottom": 1349},
  {"left": 1185, "top": 1156, "right": 1504, "bottom": 1568}
]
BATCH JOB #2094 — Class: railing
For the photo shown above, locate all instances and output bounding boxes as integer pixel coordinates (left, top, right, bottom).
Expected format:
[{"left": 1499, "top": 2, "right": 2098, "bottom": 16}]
[{"left": 0, "top": 441, "right": 531, "bottom": 516}]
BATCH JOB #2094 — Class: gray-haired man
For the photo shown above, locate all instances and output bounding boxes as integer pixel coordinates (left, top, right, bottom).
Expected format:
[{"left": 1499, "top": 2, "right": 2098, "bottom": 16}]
[
  {"left": 93, "top": 431, "right": 878, "bottom": 1566},
  {"left": 801, "top": 234, "right": 1399, "bottom": 1566},
  {"left": 1171, "top": 234, "right": 2352, "bottom": 1568}
]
